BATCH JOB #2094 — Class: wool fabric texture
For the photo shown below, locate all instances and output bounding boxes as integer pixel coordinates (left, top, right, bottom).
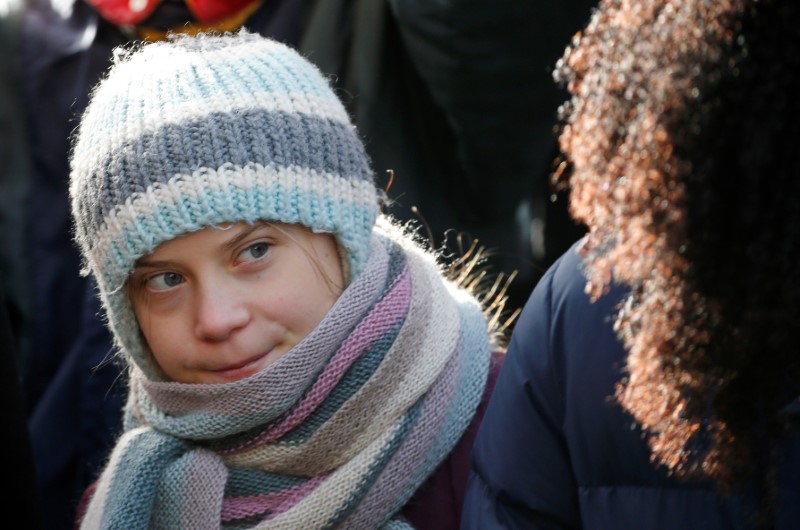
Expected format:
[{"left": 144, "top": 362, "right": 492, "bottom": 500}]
[
  {"left": 79, "top": 220, "right": 491, "bottom": 529},
  {"left": 69, "top": 31, "right": 379, "bottom": 376},
  {"left": 69, "top": 31, "right": 494, "bottom": 529}
]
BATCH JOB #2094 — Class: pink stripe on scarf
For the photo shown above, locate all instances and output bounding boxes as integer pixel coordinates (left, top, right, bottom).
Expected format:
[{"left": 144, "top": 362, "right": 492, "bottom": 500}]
[
  {"left": 221, "top": 474, "right": 327, "bottom": 521},
  {"left": 233, "top": 265, "right": 412, "bottom": 449}
]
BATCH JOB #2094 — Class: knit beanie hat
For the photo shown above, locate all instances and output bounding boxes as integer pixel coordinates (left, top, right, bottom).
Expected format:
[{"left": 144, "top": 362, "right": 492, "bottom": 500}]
[{"left": 69, "top": 30, "right": 380, "bottom": 376}]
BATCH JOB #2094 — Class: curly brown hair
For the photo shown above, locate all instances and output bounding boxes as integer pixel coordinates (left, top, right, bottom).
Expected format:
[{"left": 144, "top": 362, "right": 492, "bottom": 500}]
[{"left": 554, "top": 0, "right": 800, "bottom": 495}]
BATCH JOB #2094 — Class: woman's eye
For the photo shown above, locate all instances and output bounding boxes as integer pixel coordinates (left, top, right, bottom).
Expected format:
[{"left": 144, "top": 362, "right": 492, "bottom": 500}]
[
  {"left": 147, "top": 271, "right": 184, "bottom": 291},
  {"left": 238, "top": 242, "right": 270, "bottom": 263}
]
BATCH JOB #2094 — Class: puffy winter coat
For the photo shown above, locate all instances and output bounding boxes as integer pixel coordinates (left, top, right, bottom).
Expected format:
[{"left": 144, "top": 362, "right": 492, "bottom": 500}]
[{"left": 462, "top": 241, "right": 800, "bottom": 529}]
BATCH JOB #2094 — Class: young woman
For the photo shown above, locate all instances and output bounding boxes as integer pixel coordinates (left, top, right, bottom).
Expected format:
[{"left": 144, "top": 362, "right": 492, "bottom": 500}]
[{"left": 68, "top": 30, "right": 509, "bottom": 529}]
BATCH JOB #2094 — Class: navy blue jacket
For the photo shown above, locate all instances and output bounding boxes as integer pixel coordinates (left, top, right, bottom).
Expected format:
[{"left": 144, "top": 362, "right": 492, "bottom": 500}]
[{"left": 462, "top": 241, "right": 800, "bottom": 529}]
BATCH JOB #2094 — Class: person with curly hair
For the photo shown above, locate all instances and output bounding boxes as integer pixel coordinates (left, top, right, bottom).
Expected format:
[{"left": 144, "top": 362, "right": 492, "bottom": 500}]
[{"left": 462, "top": 0, "right": 800, "bottom": 528}]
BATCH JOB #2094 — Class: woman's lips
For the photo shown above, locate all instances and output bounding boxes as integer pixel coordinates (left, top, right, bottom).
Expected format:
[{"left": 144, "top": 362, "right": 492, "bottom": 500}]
[{"left": 209, "top": 351, "right": 273, "bottom": 381}]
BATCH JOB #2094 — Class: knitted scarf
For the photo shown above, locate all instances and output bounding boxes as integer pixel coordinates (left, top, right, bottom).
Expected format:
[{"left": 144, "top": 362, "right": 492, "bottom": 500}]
[{"left": 79, "top": 222, "right": 491, "bottom": 530}]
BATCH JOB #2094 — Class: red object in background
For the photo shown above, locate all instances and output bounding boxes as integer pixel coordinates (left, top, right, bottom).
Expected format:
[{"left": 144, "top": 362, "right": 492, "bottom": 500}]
[
  {"left": 86, "top": 0, "right": 258, "bottom": 26},
  {"left": 186, "top": 0, "right": 257, "bottom": 23},
  {"left": 86, "top": 0, "right": 160, "bottom": 25}
]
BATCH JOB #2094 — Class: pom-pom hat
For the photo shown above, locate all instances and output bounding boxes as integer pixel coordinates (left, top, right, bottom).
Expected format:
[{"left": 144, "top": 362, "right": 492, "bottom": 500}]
[{"left": 69, "top": 31, "right": 379, "bottom": 376}]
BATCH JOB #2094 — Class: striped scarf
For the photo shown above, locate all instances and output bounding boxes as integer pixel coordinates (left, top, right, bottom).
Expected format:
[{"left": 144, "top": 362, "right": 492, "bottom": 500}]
[{"left": 80, "top": 221, "right": 492, "bottom": 529}]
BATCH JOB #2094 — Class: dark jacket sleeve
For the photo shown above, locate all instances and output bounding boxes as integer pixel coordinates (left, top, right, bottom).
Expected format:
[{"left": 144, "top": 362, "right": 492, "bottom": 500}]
[{"left": 461, "top": 249, "right": 584, "bottom": 529}]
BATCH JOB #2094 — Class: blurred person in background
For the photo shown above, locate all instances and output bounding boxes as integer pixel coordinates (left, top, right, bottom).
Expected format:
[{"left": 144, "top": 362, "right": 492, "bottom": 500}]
[
  {"left": 0, "top": 2, "right": 40, "bottom": 523},
  {"left": 300, "top": 0, "right": 594, "bottom": 312},
  {"left": 462, "top": 0, "right": 800, "bottom": 528}
]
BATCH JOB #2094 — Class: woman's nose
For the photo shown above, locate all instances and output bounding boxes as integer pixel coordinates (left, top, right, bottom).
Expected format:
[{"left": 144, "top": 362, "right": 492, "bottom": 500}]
[{"left": 194, "top": 280, "right": 250, "bottom": 342}]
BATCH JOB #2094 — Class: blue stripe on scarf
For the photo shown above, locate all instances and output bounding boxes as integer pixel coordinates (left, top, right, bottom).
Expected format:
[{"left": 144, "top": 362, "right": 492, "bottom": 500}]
[
  {"left": 101, "top": 430, "right": 190, "bottom": 529},
  {"left": 225, "top": 468, "right": 309, "bottom": 497}
]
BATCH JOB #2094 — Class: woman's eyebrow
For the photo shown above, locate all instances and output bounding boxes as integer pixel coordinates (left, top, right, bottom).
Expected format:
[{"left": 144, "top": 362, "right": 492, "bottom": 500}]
[{"left": 220, "top": 223, "right": 266, "bottom": 252}]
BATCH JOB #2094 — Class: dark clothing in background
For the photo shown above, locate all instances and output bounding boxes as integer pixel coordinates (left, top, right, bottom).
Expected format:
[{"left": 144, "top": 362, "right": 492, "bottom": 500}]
[
  {"left": 0, "top": 4, "right": 31, "bottom": 367},
  {"left": 0, "top": 287, "right": 43, "bottom": 530},
  {"left": 300, "top": 0, "right": 593, "bottom": 311},
  {"left": 461, "top": 241, "right": 800, "bottom": 529},
  {"left": 0, "top": 7, "right": 41, "bottom": 526}
]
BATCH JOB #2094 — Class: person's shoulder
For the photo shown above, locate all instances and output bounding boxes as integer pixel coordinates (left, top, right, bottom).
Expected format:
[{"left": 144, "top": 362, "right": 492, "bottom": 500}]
[
  {"left": 512, "top": 239, "right": 591, "bottom": 328},
  {"left": 504, "top": 238, "right": 628, "bottom": 395},
  {"left": 542, "top": 238, "right": 593, "bottom": 299},
  {"left": 519, "top": 238, "right": 627, "bottom": 326}
]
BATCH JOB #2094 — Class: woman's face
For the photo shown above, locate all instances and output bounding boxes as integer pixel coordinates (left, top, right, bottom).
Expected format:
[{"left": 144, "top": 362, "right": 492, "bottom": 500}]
[{"left": 128, "top": 222, "right": 345, "bottom": 383}]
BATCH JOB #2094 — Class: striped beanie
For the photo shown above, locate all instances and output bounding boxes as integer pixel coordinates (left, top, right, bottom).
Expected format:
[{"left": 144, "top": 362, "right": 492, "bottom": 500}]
[{"left": 69, "top": 30, "right": 380, "bottom": 375}]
